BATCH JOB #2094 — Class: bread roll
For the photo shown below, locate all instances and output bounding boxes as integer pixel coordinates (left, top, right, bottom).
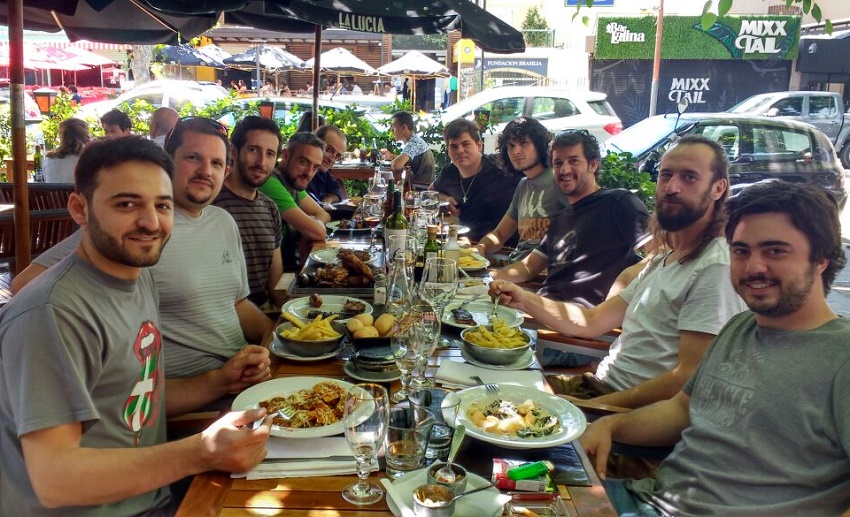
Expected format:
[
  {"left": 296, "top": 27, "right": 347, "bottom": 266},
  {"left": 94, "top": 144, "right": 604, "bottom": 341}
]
[
  {"left": 374, "top": 313, "right": 396, "bottom": 336},
  {"left": 352, "top": 313, "right": 374, "bottom": 327},
  {"left": 354, "top": 326, "right": 380, "bottom": 338}
]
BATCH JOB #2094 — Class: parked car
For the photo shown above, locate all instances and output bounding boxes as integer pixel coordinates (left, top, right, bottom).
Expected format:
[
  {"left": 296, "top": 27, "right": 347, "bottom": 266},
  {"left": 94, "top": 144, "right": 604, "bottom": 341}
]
[
  {"left": 429, "top": 86, "right": 623, "bottom": 153},
  {"left": 76, "top": 79, "right": 228, "bottom": 120},
  {"left": 217, "top": 96, "right": 374, "bottom": 129},
  {"left": 0, "top": 80, "right": 42, "bottom": 124},
  {"left": 604, "top": 113, "right": 847, "bottom": 209},
  {"left": 728, "top": 90, "right": 850, "bottom": 168}
]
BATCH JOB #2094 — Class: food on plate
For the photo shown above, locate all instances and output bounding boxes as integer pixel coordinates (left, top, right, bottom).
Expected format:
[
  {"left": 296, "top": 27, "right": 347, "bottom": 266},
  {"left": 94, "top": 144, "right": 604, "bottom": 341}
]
[
  {"left": 458, "top": 255, "right": 485, "bottom": 268},
  {"left": 309, "top": 293, "right": 323, "bottom": 308},
  {"left": 259, "top": 381, "right": 346, "bottom": 428},
  {"left": 346, "top": 318, "right": 364, "bottom": 333},
  {"left": 464, "top": 318, "right": 527, "bottom": 348},
  {"left": 353, "top": 326, "right": 380, "bottom": 338},
  {"left": 467, "top": 399, "right": 560, "bottom": 438},
  {"left": 451, "top": 307, "right": 476, "bottom": 326},
  {"left": 306, "top": 249, "right": 376, "bottom": 288},
  {"left": 339, "top": 249, "right": 375, "bottom": 281},
  {"left": 374, "top": 313, "right": 396, "bottom": 336},
  {"left": 343, "top": 299, "right": 367, "bottom": 314},
  {"left": 280, "top": 313, "right": 342, "bottom": 341},
  {"left": 460, "top": 279, "right": 485, "bottom": 288},
  {"left": 459, "top": 247, "right": 477, "bottom": 257},
  {"left": 299, "top": 297, "right": 367, "bottom": 321},
  {"left": 352, "top": 313, "right": 374, "bottom": 327},
  {"left": 350, "top": 313, "right": 397, "bottom": 338},
  {"left": 349, "top": 196, "right": 363, "bottom": 205},
  {"left": 337, "top": 217, "right": 365, "bottom": 230}
]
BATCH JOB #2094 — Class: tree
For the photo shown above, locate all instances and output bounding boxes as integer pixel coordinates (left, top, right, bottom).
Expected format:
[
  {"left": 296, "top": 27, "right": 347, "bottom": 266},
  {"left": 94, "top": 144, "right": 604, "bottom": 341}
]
[{"left": 522, "top": 6, "right": 550, "bottom": 47}]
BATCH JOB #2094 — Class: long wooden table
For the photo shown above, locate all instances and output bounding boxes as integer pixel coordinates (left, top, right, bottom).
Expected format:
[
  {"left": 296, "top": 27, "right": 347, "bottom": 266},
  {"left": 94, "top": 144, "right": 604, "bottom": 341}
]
[{"left": 331, "top": 164, "right": 404, "bottom": 182}]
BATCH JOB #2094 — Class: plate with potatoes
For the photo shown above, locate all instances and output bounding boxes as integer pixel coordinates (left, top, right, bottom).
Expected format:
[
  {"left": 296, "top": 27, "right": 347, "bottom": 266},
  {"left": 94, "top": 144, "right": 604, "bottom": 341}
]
[
  {"left": 457, "top": 249, "right": 490, "bottom": 272},
  {"left": 346, "top": 312, "right": 398, "bottom": 348}
]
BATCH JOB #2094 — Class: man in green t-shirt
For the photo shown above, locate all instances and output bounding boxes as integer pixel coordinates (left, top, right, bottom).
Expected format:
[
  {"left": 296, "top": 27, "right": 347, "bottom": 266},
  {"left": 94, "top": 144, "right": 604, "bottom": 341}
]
[{"left": 259, "top": 132, "right": 331, "bottom": 267}]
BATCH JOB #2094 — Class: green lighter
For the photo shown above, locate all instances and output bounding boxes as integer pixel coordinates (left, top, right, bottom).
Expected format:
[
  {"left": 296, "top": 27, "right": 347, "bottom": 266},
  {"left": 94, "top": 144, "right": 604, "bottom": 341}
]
[{"left": 506, "top": 460, "right": 554, "bottom": 480}]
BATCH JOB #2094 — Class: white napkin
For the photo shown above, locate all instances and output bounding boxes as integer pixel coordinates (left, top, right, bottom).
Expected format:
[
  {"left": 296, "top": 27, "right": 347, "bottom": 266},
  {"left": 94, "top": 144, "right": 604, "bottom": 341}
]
[
  {"left": 381, "top": 468, "right": 511, "bottom": 517},
  {"left": 233, "top": 437, "right": 378, "bottom": 480},
  {"left": 273, "top": 272, "right": 296, "bottom": 292},
  {"left": 436, "top": 359, "right": 545, "bottom": 390}
]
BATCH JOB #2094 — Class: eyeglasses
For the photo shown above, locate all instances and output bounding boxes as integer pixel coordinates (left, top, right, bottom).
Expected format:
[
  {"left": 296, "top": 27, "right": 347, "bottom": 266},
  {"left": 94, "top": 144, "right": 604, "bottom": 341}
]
[{"left": 324, "top": 144, "right": 343, "bottom": 162}]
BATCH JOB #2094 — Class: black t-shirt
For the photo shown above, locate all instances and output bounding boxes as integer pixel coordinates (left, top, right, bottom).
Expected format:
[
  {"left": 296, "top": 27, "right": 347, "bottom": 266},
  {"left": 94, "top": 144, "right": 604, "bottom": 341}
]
[
  {"left": 536, "top": 188, "right": 650, "bottom": 306},
  {"left": 433, "top": 155, "right": 520, "bottom": 243}
]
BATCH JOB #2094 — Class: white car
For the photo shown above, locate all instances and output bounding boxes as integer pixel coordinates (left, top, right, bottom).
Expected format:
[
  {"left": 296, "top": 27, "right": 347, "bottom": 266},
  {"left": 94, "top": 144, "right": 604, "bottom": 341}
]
[
  {"left": 431, "top": 86, "right": 623, "bottom": 153},
  {"left": 76, "top": 79, "right": 228, "bottom": 120}
]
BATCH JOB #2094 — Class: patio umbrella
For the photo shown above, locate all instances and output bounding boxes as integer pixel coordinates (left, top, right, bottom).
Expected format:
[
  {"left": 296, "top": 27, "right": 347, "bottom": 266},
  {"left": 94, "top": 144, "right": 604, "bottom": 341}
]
[
  {"left": 156, "top": 44, "right": 227, "bottom": 68},
  {"left": 304, "top": 47, "right": 377, "bottom": 75},
  {"left": 197, "top": 44, "right": 232, "bottom": 64},
  {"left": 224, "top": 45, "right": 304, "bottom": 71},
  {"left": 377, "top": 50, "right": 448, "bottom": 110}
]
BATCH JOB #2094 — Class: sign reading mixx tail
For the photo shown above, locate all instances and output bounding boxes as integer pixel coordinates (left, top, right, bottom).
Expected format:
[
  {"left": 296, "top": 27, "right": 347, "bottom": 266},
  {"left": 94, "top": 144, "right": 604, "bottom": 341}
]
[{"left": 594, "top": 15, "right": 800, "bottom": 61}]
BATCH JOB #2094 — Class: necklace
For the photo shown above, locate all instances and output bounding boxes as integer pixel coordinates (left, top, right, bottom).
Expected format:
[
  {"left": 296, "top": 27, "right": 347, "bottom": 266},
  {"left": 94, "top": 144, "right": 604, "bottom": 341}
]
[{"left": 459, "top": 166, "right": 481, "bottom": 203}]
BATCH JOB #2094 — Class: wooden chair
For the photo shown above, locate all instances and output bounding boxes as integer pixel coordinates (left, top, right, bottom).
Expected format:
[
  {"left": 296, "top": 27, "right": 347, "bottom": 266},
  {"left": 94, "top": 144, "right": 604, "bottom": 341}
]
[
  {"left": 0, "top": 183, "right": 75, "bottom": 210},
  {"left": 0, "top": 208, "right": 78, "bottom": 271}
]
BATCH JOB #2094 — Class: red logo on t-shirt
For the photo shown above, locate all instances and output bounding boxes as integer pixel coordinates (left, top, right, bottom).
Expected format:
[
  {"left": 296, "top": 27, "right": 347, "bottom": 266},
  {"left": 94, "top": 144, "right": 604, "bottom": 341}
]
[{"left": 122, "top": 321, "right": 163, "bottom": 445}]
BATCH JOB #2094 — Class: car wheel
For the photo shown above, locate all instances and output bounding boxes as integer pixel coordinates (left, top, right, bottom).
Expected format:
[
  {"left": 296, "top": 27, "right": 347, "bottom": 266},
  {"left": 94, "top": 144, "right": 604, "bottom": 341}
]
[{"left": 841, "top": 142, "right": 850, "bottom": 169}]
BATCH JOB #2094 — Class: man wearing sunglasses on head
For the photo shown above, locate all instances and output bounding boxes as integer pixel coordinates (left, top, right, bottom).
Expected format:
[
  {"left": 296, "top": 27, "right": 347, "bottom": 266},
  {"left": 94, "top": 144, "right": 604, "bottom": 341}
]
[{"left": 12, "top": 116, "right": 275, "bottom": 382}]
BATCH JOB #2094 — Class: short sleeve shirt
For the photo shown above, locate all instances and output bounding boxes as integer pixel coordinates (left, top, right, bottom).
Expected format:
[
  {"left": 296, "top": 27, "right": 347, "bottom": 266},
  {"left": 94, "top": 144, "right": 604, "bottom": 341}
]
[{"left": 400, "top": 134, "right": 428, "bottom": 161}]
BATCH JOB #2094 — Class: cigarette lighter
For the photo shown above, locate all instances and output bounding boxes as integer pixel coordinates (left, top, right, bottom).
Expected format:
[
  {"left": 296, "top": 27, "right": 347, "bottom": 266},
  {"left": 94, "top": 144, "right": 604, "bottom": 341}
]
[{"left": 507, "top": 460, "right": 554, "bottom": 480}]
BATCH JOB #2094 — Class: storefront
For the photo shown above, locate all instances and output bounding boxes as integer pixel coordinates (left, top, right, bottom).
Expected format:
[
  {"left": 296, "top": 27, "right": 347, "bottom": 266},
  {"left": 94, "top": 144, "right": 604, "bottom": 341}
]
[
  {"left": 591, "top": 15, "right": 801, "bottom": 127},
  {"left": 795, "top": 32, "right": 850, "bottom": 104}
]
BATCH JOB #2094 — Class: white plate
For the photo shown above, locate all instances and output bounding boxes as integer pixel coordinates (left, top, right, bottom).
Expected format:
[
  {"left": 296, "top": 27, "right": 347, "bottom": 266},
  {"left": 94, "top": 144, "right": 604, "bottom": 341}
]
[
  {"left": 270, "top": 339, "right": 344, "bottom": 362},
  {"left": 232, "top": 377, "right": 355, "bottom": 438},
  {"left": 308, "top": 248, "right": 377, "bottom": 265},
  {"left": 459, "top": 342, "right": 536, "bottom": 371},
  {"left": 455, "top": 385, "right": 586, "bottom": 449},
  {"left": 281, "top": 295, "right": 373, "bottom": 323},
  {"left": 343, "top": 361, "right": 402, "bottom": 383},
  {"left": 458, "top": 254, "right": 490, "bottom": 272},
  {"left": 386, "top": 468, "right": 504, "bottom": 517},
  {"left": 442, "top": 300, "right": 524, "bottom": 329},
  {"left": 326, "top": 220, "right": 372, "bottom": 232}
]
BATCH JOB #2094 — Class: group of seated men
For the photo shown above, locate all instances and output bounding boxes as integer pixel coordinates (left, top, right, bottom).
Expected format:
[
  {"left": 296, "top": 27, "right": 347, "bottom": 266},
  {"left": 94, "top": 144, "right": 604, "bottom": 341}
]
[{"left": 1, "top": 103, "right": 849, "bottom": 515}]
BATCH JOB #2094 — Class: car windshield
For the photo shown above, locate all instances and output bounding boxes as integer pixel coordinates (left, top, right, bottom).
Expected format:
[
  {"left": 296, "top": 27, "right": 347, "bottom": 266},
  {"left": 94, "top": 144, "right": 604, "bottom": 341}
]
[
  {"left": 606, "top": 116, "right": 679, "bottom": 155},
  {"left": 727, "top": 95, "right": 776, "bottom": 113}
]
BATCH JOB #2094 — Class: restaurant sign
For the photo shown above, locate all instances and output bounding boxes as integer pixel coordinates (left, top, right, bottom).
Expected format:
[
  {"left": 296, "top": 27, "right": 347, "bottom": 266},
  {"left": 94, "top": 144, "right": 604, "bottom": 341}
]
[{"left": 594, "top": 15, "right": 800, "bottom": 61}]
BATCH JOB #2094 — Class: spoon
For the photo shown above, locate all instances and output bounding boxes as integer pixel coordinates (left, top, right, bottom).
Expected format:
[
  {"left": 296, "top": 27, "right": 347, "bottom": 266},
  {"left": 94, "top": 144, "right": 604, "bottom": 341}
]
[
  {"left": 448, "top": 482, "right": 496, "bottom": 503},
  {"left": 436, "top": 424, "right": 466, "bottom": 484}
]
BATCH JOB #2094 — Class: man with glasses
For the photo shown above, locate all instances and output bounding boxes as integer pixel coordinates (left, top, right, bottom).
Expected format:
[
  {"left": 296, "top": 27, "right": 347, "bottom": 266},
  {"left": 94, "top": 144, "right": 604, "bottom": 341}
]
[
  {"left": 306, "top": 124, "right": 348, "bottom": 206},
  {"left": 0, "top": 137, "right": 271, "bottom": 515},
  {"left": 260, "top": 131, "right": 331, "bottom": 268},
  {"left": 12, "top": 116, "right": 275, "bottom": 380},
  {"left": 213, "top": 116, "right": 284, "bottom": 308}
]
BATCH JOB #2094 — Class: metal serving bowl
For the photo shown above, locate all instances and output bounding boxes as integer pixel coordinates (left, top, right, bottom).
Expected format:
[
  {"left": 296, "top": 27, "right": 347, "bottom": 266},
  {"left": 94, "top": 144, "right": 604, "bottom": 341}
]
[
  {"left": 273, "top": 321, "right": 345, "bottom": 357},
  {"left": 459, "top": 325, "right": 532, "bottom": 365}
]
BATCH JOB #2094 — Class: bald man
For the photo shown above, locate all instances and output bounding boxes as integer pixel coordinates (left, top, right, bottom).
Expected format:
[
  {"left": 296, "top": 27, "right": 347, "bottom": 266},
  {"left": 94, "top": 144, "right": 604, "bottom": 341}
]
[{"left": 150, "top": 107, "right": 179, "bottom": 147}]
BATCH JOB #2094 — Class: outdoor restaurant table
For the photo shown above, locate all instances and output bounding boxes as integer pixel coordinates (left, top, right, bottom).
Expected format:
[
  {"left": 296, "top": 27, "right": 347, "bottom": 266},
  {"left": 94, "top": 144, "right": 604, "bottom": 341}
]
[{"left": 331, "top": 162, "right": 404, "bottom": 182}]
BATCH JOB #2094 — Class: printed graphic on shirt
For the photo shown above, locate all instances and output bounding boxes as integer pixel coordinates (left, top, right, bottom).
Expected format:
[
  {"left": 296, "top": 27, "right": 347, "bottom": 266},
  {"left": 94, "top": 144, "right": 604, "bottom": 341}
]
[
  {"left": 122, "top": 321, "right": 163, "bottom": 445},
  {"left": 691, "top": 345, "right": 762, "bottom": 429},
  {"left": 517, "top": 190, "right": 553, "bottom": 243}
]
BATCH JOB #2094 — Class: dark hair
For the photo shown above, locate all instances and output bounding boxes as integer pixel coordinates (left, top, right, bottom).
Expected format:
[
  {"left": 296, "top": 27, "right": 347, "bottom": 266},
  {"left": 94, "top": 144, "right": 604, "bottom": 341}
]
[
  {"left": 48, "top": 118, "right": 90, "bottom": 159},
  {"left": 75, "top": 136, "right": 174, "bottom": 200},
  {"left": 654, "top": 134, "right": 731, "bottom": 263},
  {"left": 497, "top": 117, "right": 551, "bottom": 173},
  {"left": 296, "top": 111, "right": 325, "bottom": 133},
  {"left": 316, "top": 124, "right": 347, "bottom": 146},
  {"left": 392, "top": 111, "right": 415, "bottom": 132},
  {"left": 230, "top": 115, "right": 282, "bottom": 152},
  {"left": 443, "top": 119, "right": 481, "bottom": 144},
  {"left": 286, "top": 131, "right": 326, "bottom": 155},
  {"left": 550, "top": 129, "right": 601, "bottom": 164},
  {"left": 725, "top": 181, "right": 845, "bottom": 293},
  {"left": 69, "top": 85, "right": 78, "bottom": 94},
  {"left": 164, "top": 116, "right": 231, "bottom": 164},
  {"left": 100, "top": 109, "right": 132, "bottom": 131}
]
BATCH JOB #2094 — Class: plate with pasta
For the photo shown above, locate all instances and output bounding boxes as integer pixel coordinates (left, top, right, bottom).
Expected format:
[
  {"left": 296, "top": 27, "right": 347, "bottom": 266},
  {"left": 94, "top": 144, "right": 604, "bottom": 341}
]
[
  {"left": 456, "top": 385, "right": 586, "bottom": 449},
  {"left": 232, "top": 377, "right": 355, "bottom": 438}
]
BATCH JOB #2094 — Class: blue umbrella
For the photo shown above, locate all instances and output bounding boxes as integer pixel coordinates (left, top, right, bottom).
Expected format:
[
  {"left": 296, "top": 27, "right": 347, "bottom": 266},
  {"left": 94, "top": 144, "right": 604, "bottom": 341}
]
[{"left": 156, "top": 44, "right": 227, "bottom": 68}]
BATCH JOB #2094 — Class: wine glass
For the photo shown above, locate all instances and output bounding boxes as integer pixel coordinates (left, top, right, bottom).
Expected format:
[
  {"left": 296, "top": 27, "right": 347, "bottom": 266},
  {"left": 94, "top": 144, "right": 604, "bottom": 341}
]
[
  {"left": 418, "top": 257, "right": 458, "bottom": 349},
  {"left": 368, "top": 170, "right": 387, "bottom": 199},
  {"left": 360, "top": 194, "right": 383, "bottom": 251},
  {"left": 342, "top": 383, "right": 390, "bottom": 505},
  {"left": 411, "top": 302, "right": 440, "bottom": 388},
  {"left": 418, "top": 190, "right": 441, "bottom": 217},
  {"left": 390, "top": 318, "right": 418, "bottom": 402}
]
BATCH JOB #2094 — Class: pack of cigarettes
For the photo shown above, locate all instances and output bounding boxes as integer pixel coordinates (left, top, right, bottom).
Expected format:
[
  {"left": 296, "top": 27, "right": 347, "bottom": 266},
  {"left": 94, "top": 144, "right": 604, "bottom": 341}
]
[{"left": 492, "top": 459, "right": 555, "bottom": 492}]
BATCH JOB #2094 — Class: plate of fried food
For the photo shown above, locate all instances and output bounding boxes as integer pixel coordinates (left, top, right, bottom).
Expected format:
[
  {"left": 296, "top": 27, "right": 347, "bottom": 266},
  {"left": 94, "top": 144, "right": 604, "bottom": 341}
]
[
  {"left": 232, "top": 377, "right": 355, "bottom": 438},
  {"left": 282, "top": 294, "right": 373, "bottom": 323},
  {"left": 299, "top": 249, "right": 377, "bottom": 289},
  {"left": 309, "top": 248, "right": 378, "bottom": 266},
  {"left": 456, "top": 385, "right": 586, "bottom": 449},
  {"left": 457, "top": 248, "right": 490, "bottom": 271},
  {"left": 442, "top": 300, "right": 524, "bottom": 329}
]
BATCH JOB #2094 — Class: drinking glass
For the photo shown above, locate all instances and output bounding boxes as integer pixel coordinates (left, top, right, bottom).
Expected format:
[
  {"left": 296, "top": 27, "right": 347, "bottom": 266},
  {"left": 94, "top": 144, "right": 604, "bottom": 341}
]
[
  {"left": 390, "top": 319, "right": 418, "bottom": 403},
  {"left": 418, "top": 190, "right": 441, "bottom": 218},
  {"left": 408, "top": 388, "right": 462, "bottom": 462},
  {"left": 360, "top": 194, "right": 384, "bottom": 251},
  {"left": 385, "top": 405, "right": 434, "bottom": 479},
  {"left": 411, "top": 208, "right": 433, "bottom": 251},
  {"left": 411, "top": 302, "right": 440, "bottom": 388},
  {"left": 368, "top": 170, "right": 387, "bottom": 199},
  {"left": 342, "top": 383, "right": 390, "bottom": 505},
  {"left": 419, "top": 257, "right": 458, "bottom": 348}
]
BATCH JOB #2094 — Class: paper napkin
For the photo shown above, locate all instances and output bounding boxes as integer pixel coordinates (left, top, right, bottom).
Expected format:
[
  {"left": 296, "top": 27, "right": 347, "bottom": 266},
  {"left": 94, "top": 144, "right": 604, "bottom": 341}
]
[{"left": 436, "top": 359, "right": 545, "bottom": 390}]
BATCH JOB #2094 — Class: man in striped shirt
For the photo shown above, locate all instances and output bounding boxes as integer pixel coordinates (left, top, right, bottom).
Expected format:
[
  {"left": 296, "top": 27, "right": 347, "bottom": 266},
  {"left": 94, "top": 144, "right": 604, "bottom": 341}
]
[{"left": 214, "top": 116, "right": 284, "bottom": 308}]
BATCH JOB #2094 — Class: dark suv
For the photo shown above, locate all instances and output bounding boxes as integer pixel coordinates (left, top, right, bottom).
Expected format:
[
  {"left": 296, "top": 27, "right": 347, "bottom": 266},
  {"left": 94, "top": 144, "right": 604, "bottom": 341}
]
[{"left": 605, "top": 113, "right": 847, "bottom": 209}]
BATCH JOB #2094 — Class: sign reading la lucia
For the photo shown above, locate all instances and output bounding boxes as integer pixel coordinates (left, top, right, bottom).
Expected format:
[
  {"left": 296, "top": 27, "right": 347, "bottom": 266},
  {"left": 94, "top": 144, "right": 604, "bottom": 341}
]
[
  {"left": 606, "top": 22, "right": 645, "bottom": 44},
  {"left": 338, "top": 13, "right": 385, "bottom": 33},
  {"left": 735, "top": 19, "right": 786, "bottom": 54}
]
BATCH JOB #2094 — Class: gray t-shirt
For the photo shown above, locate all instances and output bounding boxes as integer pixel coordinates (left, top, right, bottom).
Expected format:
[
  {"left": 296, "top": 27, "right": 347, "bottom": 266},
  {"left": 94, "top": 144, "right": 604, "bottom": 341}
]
[
  {"left": 0, "top": 254, "right": 169, "bottom": 516},
  {"left": 505, "top": 168, "right": 563, "bottom": 261},
  {"left": 597, "top": 237, "right": 747, "bottom": 391},
  {"left": 34, "top": 207, "right": 250, "bottom": 378},
  {"left": 629, "top": 312, "right": 850, "bottom": 516}
]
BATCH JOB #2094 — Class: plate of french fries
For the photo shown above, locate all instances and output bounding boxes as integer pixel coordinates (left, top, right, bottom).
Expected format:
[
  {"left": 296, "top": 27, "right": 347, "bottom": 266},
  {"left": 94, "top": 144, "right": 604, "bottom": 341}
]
[
  {"left": 458, "top": 248, "right": 490, "bottom": 271},
  {"left": 460, "top": 318, "right": 532, "bottom": 366},
  {"left": 273, "top": 313, "right": 346, "bottom": 358}
]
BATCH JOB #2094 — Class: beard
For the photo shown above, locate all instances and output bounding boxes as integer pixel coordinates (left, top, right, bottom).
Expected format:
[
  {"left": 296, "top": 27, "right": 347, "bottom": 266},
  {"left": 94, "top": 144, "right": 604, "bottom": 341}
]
[
  {"left": 88, "top": 213, "right": 168, "bottom": 268},
  {"left": 656, "top": 187, "right": 713, "bottom": 232},
  {"left": 237, "top": 164, "right": 270, "bottom": 189},
  {"left": 736, "top": 265, "right": 816, "bottom": 318}
]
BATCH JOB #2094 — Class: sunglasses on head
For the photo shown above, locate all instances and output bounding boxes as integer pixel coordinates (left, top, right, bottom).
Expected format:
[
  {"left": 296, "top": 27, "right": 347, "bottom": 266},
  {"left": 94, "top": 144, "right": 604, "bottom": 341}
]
[{"left": 174, "top": 116, "right": 229, "bottom": 137}]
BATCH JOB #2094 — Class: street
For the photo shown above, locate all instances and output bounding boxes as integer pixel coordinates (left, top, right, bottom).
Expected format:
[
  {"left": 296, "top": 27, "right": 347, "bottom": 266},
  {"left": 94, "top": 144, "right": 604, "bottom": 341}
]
[{"left": 829, "top": 180, "right": 850, "bottom": 318}]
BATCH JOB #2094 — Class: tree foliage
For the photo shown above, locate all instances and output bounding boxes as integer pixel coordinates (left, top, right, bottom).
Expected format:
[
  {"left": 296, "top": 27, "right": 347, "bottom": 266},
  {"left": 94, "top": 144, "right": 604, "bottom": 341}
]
[{"left": 522, "top": 6, "right": 550, "bottom": 47}]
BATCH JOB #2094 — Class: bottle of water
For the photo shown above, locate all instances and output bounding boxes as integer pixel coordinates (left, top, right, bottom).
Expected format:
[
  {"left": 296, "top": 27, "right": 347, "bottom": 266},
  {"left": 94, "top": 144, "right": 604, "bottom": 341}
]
[{"left": 386, "top": 250, "right": 412, "bottom": 317}]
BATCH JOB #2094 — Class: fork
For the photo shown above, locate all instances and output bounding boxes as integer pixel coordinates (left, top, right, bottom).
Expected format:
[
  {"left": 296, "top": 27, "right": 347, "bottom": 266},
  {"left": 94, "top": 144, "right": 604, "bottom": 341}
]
[
  {"left": 470, "top": 375, "right": 500, "bottom": 395},
  {"left": 491, "top": 294, "right": 500, "bottom": 318}
]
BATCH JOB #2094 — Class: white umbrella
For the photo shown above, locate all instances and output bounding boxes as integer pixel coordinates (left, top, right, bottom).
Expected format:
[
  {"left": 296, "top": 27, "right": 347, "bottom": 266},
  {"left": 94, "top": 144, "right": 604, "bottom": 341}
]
[
  {"left": 197, "top": 44, "right": 232, "bottom": 64},
  {"left": 377, "top": 50, "right": 448, "bottom": 110},
  {"left": 224, "top": 45, "right": 304, "bottom": 71},
  {"left": 304, "top": 47, "right": 377, "bottom": 75}
]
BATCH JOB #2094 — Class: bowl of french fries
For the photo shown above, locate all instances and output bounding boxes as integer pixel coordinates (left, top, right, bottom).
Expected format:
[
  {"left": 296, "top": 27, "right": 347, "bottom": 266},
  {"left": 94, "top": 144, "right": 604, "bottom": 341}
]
[
  {"left": 274, "top": 313, "right": 346, "bottom": 357},
  {"left": 459, "top": 318, "right": 532, "bottom": 365}
]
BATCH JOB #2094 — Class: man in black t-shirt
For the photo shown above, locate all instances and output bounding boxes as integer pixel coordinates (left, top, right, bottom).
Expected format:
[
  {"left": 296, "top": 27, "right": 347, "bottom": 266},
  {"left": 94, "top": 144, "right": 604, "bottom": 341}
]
[{"left": 431, "top": 119, "right": 520, "bottom": 243}]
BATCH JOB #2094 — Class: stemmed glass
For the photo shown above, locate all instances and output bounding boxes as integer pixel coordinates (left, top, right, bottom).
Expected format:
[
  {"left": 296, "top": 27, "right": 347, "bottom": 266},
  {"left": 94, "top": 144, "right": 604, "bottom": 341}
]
[
  {"left": 418, "top": 257, "right": 458, "bottom": 349},
  {"left": 342, "top": 383, "right": 390, "bottom": 505},
  {"left": 390, "top": 317, "right": 418, "bottom": 403},
  {"left": 418, "top": 190, "right": 441, "bottom": 218},
  {"left": 411, "top": 302, "right": 440, "bottom": 388},
  {"left": 360, "top": 194, "right": 384, "bottom": 251},
  {"left": 368, "top": 171, "right": 387, "bottom": 199}
]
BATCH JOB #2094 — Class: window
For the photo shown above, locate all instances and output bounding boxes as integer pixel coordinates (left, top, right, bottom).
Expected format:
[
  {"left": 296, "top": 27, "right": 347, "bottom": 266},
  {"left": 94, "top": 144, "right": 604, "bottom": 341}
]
[
  {"left": 809, "top": 96, "right": 837, "bottom": 118},
  {"left": 697, "top": 124, "right": 740, "bottom": 160},
  {"left": 587, "top": 99, "right": 618, "bottom": 117},
  {"left": 531, "top": 97, "right": 578, "bottom": 120},
  {"left": 770, "top": 97, "right": 802, "bottom": 116},
  {"left": 468, "top": 97, "right": 522, "bottom": 125}
]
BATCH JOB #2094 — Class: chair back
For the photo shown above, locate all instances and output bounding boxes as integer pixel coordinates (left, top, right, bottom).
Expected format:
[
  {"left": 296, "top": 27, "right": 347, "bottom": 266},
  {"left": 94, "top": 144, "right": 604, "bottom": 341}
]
[{"left": 408, "top": 150, "right": 435, "bottom": 190}]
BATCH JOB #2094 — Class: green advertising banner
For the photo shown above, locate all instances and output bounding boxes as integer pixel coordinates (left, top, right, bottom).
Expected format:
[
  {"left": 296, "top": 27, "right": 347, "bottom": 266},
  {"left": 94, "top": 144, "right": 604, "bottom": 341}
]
[{"left": 595, "top": 15, "right": 800, "bottom": 60}]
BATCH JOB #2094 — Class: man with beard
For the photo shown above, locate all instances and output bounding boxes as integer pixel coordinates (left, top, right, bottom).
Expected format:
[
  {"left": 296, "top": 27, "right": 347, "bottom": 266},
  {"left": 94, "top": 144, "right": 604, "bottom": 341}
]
[
  {"left": 306, "top": 124, "right": 348, "bottom": 205},
  {"left": 259, "top": 131, "right": 330, "bottom": 267},
  {"left": 475, "top": 117, "right": 563, "bottom": 262},
  {"left": 580, "top": 181, "right": 850, "bottom": 515},
  {"left": 0, "top": 137, "right": 272, "bottom": 516},
  {"left": 492, "top": 130, "right": 649, "bottom": 366},
  {"left": 431, "top": 119, "right": 520, "bottom": 242},
  {"left": 12, "top": 117, "right": 275, "bottom": 380},
  {"left": 490, "top": 135, "right": 746, "bottom": 409},
  {"left": 213, "top": 116, "right": 284, "bottom": 308}
]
